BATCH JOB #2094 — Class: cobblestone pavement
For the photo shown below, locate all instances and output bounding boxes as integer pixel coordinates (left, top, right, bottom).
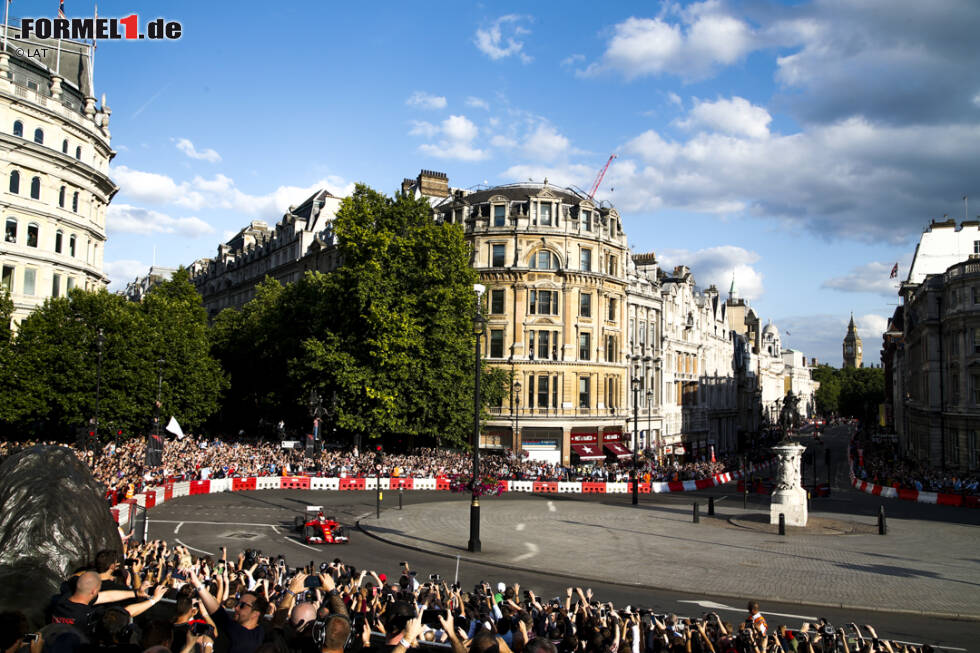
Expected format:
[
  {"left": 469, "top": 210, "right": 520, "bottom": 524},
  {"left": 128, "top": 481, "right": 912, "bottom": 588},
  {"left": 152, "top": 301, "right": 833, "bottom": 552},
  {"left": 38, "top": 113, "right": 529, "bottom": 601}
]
[{"left": 363, "top": 494, "right": 980, "bottom": 617}]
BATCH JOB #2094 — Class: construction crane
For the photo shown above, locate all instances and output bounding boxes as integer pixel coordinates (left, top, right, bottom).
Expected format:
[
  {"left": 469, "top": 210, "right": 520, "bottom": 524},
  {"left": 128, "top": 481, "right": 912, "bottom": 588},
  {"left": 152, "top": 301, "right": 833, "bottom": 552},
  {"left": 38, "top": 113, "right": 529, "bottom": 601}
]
[{"left": 588, "top": 154, "right": 617, "bottom": 200}]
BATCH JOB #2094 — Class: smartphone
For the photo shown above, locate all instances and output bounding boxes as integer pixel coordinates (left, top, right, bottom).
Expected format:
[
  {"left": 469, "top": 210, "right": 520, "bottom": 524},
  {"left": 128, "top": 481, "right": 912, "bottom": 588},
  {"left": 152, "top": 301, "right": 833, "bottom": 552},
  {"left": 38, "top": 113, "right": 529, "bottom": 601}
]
[
  {"left": 23, "top": 634, "right": 39, "bottom": 643},
  {"left": 421, "top": 609, "right": 446, "bottom": 628}
]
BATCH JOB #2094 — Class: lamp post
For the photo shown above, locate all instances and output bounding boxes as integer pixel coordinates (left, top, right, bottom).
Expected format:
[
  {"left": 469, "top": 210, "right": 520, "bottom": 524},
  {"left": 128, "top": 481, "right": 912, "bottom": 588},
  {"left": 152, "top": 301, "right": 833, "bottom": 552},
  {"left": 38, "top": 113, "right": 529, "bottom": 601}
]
[
  {"left": 646, "top": 388, "right": 653, "bottom": 454},
  {"left": 93, "top": 328, "right": 105, "bottom": 447},
  {"left": 469, "top": 283, "right": 486, "bottom": 553},
  {"left": 155, "top": 358, "right": 165, "bottom": 437},
  {"left": 308, "top": 390, "right": 322, "bottom": 456},
  {"left": 631, "top": 362, "right": 640, "bottom": 506},
  {"left": 513, "top": 380, "right": 522, "bottom": 454}
]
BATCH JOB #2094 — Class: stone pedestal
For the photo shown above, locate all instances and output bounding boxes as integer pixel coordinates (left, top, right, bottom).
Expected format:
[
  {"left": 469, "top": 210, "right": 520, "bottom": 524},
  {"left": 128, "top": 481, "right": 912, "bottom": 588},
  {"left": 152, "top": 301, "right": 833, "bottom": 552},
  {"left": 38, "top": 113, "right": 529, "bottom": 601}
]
[{"left": 770, "top": 441, "right": 808, "bottom": 527}]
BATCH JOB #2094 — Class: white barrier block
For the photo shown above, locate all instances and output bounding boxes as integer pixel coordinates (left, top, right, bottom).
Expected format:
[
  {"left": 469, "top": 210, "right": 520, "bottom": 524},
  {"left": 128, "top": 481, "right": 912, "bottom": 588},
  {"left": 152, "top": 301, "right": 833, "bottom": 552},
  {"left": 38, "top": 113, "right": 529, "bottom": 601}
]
[
  {"left": 365, "top": 478, "right": 390, "bottom": 490},
  {"left": 413, "top": 478, "right": 437, "bottom": 490},
  {"left": 323, "top": 478, "right": 340, "bottom": 490},
  {"left": 879, "top": 486, "right": 898, "bottom": 499},
  {"left": 558, "top": 482, "right": 581, "bottom": 493},
  {"left": 256, "top": 477, "right": 280, "bottom": 490},
  {"left": 508, "top": 481, "right": 533, "bottom": 493},
  {"left": 310, "top": 477, "right": 331, "bottom": 490},
  {"left": 651, "top": 482, "right": 670, "bottom": 493},
  {"left": 209, "top": 478, "right": 232, "bottom": 493},
  {"left": 606, "top": 482, "right": 628, "bottom": 494},
  {"left": 115, "top": 503, "right": 131, "bottom": 524},
  {"left": 917, "top": 491, "right": 938, "bottom": 504},
  {"left": 682, "top": 480, "right": 698, "bottom": 492},
  {"left": 133, "top": 493, "right": 148, "bottom": 508},
  {"left": 172, "top": 481, "right": 190, "bottom": 498}
]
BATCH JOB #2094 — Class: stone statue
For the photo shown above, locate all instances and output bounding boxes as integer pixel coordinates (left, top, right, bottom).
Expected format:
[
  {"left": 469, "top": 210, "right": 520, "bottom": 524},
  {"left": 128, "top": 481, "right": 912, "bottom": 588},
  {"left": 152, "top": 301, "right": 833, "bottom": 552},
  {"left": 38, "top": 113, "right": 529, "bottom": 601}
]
[{"left": 770, "top": 440, "right": 808, "bottom": 527}]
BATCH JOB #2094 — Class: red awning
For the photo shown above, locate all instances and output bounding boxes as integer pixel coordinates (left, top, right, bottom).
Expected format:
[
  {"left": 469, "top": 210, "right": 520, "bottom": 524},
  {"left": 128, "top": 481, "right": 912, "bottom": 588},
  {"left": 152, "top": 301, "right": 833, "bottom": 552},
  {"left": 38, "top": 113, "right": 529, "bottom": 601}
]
[
  {"left": 604, "top": 442, "right": 632, "bottom": 458},
  {"left": 570, "top": 443, "right": 605, "bottom": 460}
]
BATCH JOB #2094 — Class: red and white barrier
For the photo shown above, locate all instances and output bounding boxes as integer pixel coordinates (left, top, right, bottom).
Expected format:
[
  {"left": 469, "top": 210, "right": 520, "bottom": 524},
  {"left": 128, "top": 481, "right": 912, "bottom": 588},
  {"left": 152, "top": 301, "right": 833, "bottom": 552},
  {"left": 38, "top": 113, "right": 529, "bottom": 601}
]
[{"left": 111, "top": 458, "right": 779, "bottom": 526}]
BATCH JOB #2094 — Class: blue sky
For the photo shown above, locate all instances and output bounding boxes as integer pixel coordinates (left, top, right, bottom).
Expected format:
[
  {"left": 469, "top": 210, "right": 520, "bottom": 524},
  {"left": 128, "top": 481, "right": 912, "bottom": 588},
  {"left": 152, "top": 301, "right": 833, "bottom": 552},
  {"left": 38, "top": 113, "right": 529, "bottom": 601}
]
[{"left": 24, "top": 1, "right": 980, "bottom": 366}]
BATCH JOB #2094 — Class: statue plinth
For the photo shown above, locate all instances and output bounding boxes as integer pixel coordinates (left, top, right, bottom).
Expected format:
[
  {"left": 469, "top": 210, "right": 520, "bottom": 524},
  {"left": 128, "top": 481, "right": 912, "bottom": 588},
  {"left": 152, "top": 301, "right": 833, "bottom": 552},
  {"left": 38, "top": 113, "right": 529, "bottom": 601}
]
[{"left": 770, "top": 440, "right": 808, "bottom": 527}]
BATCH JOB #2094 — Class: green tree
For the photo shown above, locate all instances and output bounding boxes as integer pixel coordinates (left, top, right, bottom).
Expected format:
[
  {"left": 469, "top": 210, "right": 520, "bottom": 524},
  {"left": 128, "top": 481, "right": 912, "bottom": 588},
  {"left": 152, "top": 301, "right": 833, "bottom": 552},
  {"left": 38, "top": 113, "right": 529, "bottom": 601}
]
[
  {"left": 811, "top": 364, "right": 840, "bottom": 416},
  {"left": 0, "top": 287, "right": 13, "bottom": 356}
]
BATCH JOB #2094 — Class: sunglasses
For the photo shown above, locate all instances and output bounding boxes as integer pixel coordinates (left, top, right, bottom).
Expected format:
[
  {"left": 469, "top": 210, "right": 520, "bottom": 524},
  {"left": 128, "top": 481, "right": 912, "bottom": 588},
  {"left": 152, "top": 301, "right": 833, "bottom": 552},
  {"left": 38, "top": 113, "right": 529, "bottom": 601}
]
[{"left": 237, "top": 601, "right": 254, "bottom": 610}]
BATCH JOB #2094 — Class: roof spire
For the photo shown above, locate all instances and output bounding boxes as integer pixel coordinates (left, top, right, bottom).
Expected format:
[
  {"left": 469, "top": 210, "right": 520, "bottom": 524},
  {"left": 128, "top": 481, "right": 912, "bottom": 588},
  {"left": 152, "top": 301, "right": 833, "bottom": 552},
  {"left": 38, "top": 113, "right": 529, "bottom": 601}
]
[{"left": 728, "top": 271, "right": 738, "bottom": 300}]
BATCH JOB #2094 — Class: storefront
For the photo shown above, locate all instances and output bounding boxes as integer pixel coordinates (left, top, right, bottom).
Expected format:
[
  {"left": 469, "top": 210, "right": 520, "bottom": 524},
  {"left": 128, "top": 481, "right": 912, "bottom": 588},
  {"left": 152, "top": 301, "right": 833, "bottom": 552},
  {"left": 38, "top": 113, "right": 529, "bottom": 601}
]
[
  {"left": 601, "top": 430, "right": 632, "bottom": 460},
  {"left": 521, "top": 427, "right": 562, "bottom": 465},
  {"left": 569, "top": 432, "right": 604, "bottom": 463}
]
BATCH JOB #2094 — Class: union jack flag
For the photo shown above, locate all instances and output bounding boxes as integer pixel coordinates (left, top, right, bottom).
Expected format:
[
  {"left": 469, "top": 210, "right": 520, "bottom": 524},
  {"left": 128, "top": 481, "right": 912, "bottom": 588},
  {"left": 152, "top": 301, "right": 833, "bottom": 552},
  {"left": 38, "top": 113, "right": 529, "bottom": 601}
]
[
  {"left": 889, "top": 262, "right": 898, "bottom": 279},
  {"left": 58, "top": 0, "right": 66, "bottom": 19}
]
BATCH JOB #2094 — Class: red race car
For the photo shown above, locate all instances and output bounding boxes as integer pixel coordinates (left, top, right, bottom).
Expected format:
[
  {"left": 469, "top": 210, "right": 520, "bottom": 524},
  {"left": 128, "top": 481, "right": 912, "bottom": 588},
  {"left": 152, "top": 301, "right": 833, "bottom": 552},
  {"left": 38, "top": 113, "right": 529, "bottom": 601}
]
[{"left": 294, "top": 507, "right": 349, "bottom": 544}]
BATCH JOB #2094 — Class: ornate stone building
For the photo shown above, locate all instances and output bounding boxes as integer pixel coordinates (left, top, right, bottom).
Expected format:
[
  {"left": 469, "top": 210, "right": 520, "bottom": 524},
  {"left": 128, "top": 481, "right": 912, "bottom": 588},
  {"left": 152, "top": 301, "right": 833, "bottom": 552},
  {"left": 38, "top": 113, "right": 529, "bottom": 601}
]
[
  {"left": 0, "top": 27, "right": 117, "bottom": 328},
  {"left": 843, "top": 314, "right": 863, "bottom": 368}
]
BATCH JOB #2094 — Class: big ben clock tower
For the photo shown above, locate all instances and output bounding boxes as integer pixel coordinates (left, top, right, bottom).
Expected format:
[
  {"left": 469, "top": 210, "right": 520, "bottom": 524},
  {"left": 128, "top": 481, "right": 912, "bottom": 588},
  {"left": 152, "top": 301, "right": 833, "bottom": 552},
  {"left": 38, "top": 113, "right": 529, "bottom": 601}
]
[{"left": 843, "top": 313, "right": 863, "bottom": 368}]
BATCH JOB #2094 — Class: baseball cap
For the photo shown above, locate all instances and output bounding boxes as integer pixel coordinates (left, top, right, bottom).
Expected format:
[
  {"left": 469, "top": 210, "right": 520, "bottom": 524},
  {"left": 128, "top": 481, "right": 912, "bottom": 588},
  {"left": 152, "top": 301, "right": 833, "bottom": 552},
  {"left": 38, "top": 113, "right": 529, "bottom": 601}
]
[
  {"left": 378, "top": 573, "right": 387, "bottom": 583},
  {"left": 497, "top": 582, "right": 506, "bottom": 592}
]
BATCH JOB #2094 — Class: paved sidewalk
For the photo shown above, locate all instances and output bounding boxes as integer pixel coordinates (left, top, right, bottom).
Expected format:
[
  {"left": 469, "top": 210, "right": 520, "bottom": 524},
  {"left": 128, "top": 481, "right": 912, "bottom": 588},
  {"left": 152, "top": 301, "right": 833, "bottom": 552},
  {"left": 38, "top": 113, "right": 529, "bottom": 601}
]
[{"left": 361, "top": 494, "right": 980, "bottom": 617}]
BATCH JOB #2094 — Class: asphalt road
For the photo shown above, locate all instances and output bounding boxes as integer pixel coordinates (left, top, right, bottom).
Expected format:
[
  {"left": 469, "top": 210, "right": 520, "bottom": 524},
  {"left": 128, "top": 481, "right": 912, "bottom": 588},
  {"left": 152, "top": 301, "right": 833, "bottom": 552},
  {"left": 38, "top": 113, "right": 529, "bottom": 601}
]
[{"left": 146, "top": 427, "right": 978, "bottom": 651}]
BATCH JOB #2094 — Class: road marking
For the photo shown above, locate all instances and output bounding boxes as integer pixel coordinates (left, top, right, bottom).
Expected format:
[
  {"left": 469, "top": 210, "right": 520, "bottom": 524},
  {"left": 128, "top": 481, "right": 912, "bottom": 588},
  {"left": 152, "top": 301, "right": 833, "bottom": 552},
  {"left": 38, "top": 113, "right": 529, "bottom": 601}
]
[
  {"left": 515, "top": 523, "right": 525, "bottom": 531},
  {"left": 547, "top": 501, "right": 556, "bottom": 512},
  {"left": 678, "top": 600, "right": 816, "bottom": 621},
  {"left": 282, "top": 537, "right": 320, "bottom": 551},
  {"left": 151, "top": 520, "right": 280, "bottom": 528},
  {"left": 512, "top": 542, "right": 539, "bottom": 563},
  {"left": 175, "top": 539, "right": 214, "bottom": 556},
  {"left": 174, "top": 522, "right": 183, "bottom": 534}
]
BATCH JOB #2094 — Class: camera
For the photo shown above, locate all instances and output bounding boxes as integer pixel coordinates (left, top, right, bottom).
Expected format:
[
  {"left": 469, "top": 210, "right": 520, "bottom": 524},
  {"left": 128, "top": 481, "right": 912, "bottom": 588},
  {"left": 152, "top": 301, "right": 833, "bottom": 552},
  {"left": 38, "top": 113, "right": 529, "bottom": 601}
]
[
  {"left": 23, "top": 634, "right": 38, "bottom": 643},
  {"left": 429, "top": 574, "right": 441, "bottom": 581},
  {"left": 190, "top": 622, "right": 215, "bottom": 637}
]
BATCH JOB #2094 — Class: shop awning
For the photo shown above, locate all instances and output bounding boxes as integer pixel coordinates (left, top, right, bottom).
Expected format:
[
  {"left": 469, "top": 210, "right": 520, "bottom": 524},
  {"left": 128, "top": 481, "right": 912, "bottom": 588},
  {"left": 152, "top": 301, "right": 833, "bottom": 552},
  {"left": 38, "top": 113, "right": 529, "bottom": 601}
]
[
  {"left": 570, "top": 443, "right": 605, "bottom": 460},
  {"left": 604, "top": 441, "right": 632, "bottom": 458}
]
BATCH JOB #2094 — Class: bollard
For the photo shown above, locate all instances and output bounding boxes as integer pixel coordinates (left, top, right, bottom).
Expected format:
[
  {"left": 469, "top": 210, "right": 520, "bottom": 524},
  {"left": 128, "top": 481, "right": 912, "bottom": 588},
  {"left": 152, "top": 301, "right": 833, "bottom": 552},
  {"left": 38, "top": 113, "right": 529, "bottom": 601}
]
[
  {"left": 743, "top": 488, "right": 748, "bottom": 509},
  {"left": 878, "top": 505, "right": 887, "bottom": 535},
  {"left": 693, "top": 502, "right": 700, "bottom": 523},
  {"left": 708, "top": 496, "right": 715, "bottom": 516},
  {"left": 778, "top": 513, "right": 785, "bottom": 536},
  {"left": 399, "top": 486, "right": 403, "bottom": 510}
]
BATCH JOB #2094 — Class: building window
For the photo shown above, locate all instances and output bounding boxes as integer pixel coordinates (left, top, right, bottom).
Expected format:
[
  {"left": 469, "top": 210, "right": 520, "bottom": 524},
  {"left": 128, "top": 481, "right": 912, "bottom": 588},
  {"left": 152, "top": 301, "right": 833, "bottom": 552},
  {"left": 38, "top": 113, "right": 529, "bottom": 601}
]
[
  {"left": 30, "top": 176, "right": 40, "bottom": 199},
  {"left": 23, "top": 268, "right": 36, "bottom": 296},
  {"left": 579, "top": 377, "right": 590, "bottom": 408},
  {"left": 493, "top": 204, "right": 506, "bottom": 227},
  {"left": 26, "top": 223, "right": 38, "bottom": 248},
  {"left": 9, "top": 170, "right": 19, "bottom": 194},
  {"left": 69, "top": 234, "right": 76, "bottom": 257},
  {"left": 579, "top": 332, "right": 591, "bottom": 360},
  {"left": 59, "top": 185, "right": 66, "bottom": 208},
  {"left": 490, "top": 288, "right": 505, "bottom": 314},
  {"left": 975, "top": 240, "right": 980, "bottom": 255},
  {"left": 529, "top": 289, "right": 558, "bottom": 315},
  {"left": 1, "top": 265, "right": 13, "bottom": 293},
  {"left": 67, "top": 277, "right": 75, "bottom": 291},
  {"left": 581, "top": 209, "right": 591, "bottom": 232},
  {"left": 580, "top": 292, "right": 591, "bottom": 317},
  {"left": 4, "top": 217, "right": 15, "bottom": 243},
  {"left": 62, "top": 139, "right": 69, "bottom": 154},
  {"left": 974, "top": 287, "right": 980, "bottom": 305},
  {"left": 974, "top": 374, "right": 980, "bottom": 404},
  {"left": 580, "top": 248, "right": 592, "bottom": 272},
  {"left": 491, "top": 244, "right": 506, "bottom": 267},
  {"left": 33, "top": 128, "right": 43, "bottom": 145},
  {"left": 489, "top": 329, "right": 504, "bottom": 358},
  {"left": 608, "top": 297, "right": 617, "bottom": 322},
  {"left": 55, "top": 230, "right": 63, "bottom": 253},
  {"left": 12, "top": 120, "right": 22, "bottom": 137},
  {"left": 531, "top": 250, "right": 557, "bottom": 270},
  {"left": 537, "top": 375, "right": 550, "bottom": 409},
  {"left": 539, "top": 202, "right": 552, "bottom": 226},
  {"left": 605, "top": 335, "right": 617, "bottom": 362},
  {"left": 607, "top": 255, "right": 618, "bottom": 275},
  {"left": 72, "top": 191, "right": 79, "bottom": 212},
  {"left": 75, "top": 146, "right": 82, "bottom": 160},
  {"left": 52, "top": 273, "right": 61, "bottom": 298},
  {"left": 969, "top": 430, "right": 978, "bottom": 471}
]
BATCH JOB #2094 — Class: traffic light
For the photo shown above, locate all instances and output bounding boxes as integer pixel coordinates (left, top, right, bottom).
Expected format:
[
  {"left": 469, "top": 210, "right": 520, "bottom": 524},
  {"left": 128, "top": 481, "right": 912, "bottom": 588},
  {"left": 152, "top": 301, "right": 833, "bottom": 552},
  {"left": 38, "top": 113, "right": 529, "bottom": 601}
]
[{"left": 374, "top": 445, "right": 383, "bottom": 469}]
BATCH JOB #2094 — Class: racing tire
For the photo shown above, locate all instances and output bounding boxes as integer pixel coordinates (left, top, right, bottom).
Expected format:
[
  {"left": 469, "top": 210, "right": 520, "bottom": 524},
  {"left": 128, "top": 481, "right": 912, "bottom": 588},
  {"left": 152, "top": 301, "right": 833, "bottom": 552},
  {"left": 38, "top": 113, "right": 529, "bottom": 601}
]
[{"left": 294, "top": 516, "right": 305, "bottom": 531}]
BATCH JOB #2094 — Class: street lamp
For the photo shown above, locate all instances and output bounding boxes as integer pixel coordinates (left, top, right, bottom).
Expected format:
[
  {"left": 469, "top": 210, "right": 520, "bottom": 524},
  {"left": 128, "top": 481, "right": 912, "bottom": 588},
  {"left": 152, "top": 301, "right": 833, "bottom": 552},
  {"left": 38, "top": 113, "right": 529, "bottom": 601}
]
[
  {"left": 631, "top": 361, "right": 640, "bottom": 506},
  {"left": 646, "top": 388, "right": 653, "bottom": 455},
  {"left": 155, "top": 359, "right": 165, "bottom": 437},
  {"left": 93, "top": 328, "right": 105, "bottom": 447},
  {"left": 513, "top": 380, "right": 522, "bottom": 454},
  {"left": 469, "top": 283, "right": 486, "bottom": 553}
]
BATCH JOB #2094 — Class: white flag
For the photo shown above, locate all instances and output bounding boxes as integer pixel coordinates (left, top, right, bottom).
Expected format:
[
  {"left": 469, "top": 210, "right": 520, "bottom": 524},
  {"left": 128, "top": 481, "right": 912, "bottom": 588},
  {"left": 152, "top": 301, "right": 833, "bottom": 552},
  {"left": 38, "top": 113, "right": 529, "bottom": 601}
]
[{"left": 165, "top": 416, "right": 184, "bottom": 439}]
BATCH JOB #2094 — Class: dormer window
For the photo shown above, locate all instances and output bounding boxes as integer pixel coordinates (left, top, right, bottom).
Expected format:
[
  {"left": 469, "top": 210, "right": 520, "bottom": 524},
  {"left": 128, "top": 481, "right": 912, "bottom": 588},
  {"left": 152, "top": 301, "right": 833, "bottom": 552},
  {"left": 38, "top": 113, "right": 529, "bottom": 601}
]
[
  {"left": 540, "top": 202, "right": 552, "bottom": 226},
  {"left": 493, "top": 204, "right": 506, "bottom": 227},
  {"left": 581, "top": 209, "right": 592, "bottom": 232}
]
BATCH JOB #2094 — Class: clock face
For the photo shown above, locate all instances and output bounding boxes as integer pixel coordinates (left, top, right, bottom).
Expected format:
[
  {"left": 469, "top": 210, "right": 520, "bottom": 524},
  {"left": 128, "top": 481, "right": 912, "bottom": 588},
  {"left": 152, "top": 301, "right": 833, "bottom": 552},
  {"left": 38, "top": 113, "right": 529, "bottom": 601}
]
[
  {"left": 845, "top": 344, "right": 853, "bottom": 354},
  {"left": 857, "top": 345, "right": 862, "bottom": 354}
]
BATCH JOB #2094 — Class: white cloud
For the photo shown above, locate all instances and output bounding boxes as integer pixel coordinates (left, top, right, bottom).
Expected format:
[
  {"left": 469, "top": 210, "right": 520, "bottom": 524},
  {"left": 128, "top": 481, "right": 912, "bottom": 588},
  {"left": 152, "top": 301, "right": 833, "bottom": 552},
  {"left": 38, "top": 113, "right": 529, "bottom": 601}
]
[
  {"left": 107, "top": 204, "right": 215, "bottom": 238},
  {"left": 821, "top": 261, "right": 905, "bottom": 296},
  {"left": 408, "top": 121, "right": 439, "bottom": 138},
  {"left": 667, "top": 92, "right": 682, "bottom": 106},
  {"left": 561, "top": 54, "right": 585, "bottom": 67},
  {"left": 581, "top": 2, "right": 756, "bottom": 80},
  {"left": 474, "top": 15, "right": 533, "bottom": 63},
  {"left": 523, "top": 123, "right": 570, "bottom": 162},
  {"left": 406, "top": 91, "right": 447, "bottom": 110},
  {"left": 658, "top": 245, "right": 765, "bottom": 300},
  {"left": 465, "top": 96, "right": 490, "bottom": 111},
  {"left": 675, "top": 96, "right": 772, "bottom": 139},
  {"left": 416, "top": 115, "right": 487, "bottom": 161},
  {"left": 103, "top": 259, "right": 149, "bottom": 291},
  {"left": 174, "top": 138, "right": 221, "bottom": 163},
  {"left": 112, "top": 166, "right": 181, "bottom": 204}
]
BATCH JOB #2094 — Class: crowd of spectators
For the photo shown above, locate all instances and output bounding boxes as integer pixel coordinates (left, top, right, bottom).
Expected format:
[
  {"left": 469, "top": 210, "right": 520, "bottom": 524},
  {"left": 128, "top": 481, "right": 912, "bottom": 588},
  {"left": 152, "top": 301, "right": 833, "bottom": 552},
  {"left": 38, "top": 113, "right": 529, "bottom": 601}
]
[
  {"left": 850, "top": 436, "right": 980, "bottom": 496},
  {"left": 0, "top": 439, "right": 776, "bottom": 503},
  {"left": 1, "top": 541, "right": 937, "bottom": 653}
]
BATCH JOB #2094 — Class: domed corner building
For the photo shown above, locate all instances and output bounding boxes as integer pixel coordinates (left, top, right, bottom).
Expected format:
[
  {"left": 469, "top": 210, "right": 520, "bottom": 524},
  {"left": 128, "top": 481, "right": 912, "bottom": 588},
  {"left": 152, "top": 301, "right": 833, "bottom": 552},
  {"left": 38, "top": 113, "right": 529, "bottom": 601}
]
[
  {"left": 418, "top": 172, "right": 634, "bottom": 466},
  {"left": 0, "top": 26, "right": 117, "bottom": 329}
]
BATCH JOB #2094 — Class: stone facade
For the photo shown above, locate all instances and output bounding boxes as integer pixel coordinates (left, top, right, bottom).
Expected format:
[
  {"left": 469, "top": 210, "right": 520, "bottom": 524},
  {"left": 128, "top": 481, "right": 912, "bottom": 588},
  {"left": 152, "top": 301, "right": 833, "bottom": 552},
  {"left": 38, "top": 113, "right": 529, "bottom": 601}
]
[
  {"left": 0, "top": 27, "right": 117, "bottom": 328},
  {"left": 121, "top": 266, "right": 176, "bottom": 302}
]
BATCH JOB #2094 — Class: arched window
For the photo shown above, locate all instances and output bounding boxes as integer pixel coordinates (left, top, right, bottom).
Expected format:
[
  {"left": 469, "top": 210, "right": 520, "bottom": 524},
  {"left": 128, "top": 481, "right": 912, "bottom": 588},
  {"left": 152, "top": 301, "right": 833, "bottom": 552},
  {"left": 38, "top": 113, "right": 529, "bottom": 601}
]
[
  {"left": 72, "top": 191, "right": 79, "bottom": 212},
  {"left": 55, "top": 230, "right": 63, "bottom": 253},
  {"left": 9, "top": 170, "right": 19, "bottom": 194},
  {"left": 74, "top": 146, "right": 81, "bottom": 160},
  {"left": 33, "top": 128, "right": 43, "bottom": 145},
  {"left": 59, "top": 185, "right": 66, "bottom": 208},
  {"left": 30, "top": 176, "right": 40, "bottom": 200},
  {"left": 62, "top": 139, "right": 68, "bottom": 154},
  {"left": 69, "top": 234, "right": 76, "bottom": 257},
  {"left": 26, "top": 222, "right": 38, "bottom": 247},
  {"left": 529, "top": 249, "right": 558, "bottom": 270},
  {"left": 4, "top": 217, "right": 16, "bottom": 243},
  {"left": 12, "top": 120, "right": 22, "bottom": 137}
]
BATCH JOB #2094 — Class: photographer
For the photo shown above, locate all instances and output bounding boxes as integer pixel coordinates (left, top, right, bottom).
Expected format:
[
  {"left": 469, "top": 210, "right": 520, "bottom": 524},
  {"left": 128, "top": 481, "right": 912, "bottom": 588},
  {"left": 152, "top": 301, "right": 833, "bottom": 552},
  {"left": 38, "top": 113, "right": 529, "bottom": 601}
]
[{"left": 190, "top": 567, "right": 267, "bottom": 653}]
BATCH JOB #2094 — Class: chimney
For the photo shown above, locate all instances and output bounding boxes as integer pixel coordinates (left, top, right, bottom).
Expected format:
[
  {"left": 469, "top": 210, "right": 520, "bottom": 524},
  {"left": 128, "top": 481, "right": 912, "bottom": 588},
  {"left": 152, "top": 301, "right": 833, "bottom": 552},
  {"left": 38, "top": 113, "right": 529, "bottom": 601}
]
[
  {"left": 811, "top": 357, "right": 817, "bottom": 367},
  {"left": 417, "top": 170, "right": 449, "bottom": 198},
  {"left": 401, "top": 178, "right": 415, "bottom": 195}
]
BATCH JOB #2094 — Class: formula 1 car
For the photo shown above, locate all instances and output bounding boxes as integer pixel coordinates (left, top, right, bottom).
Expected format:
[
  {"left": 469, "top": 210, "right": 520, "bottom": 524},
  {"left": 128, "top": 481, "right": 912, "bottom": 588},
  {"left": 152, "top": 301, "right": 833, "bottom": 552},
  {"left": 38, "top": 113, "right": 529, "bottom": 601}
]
[{"left": 293, "top": 506, "right": 349, "bottom": 544}]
